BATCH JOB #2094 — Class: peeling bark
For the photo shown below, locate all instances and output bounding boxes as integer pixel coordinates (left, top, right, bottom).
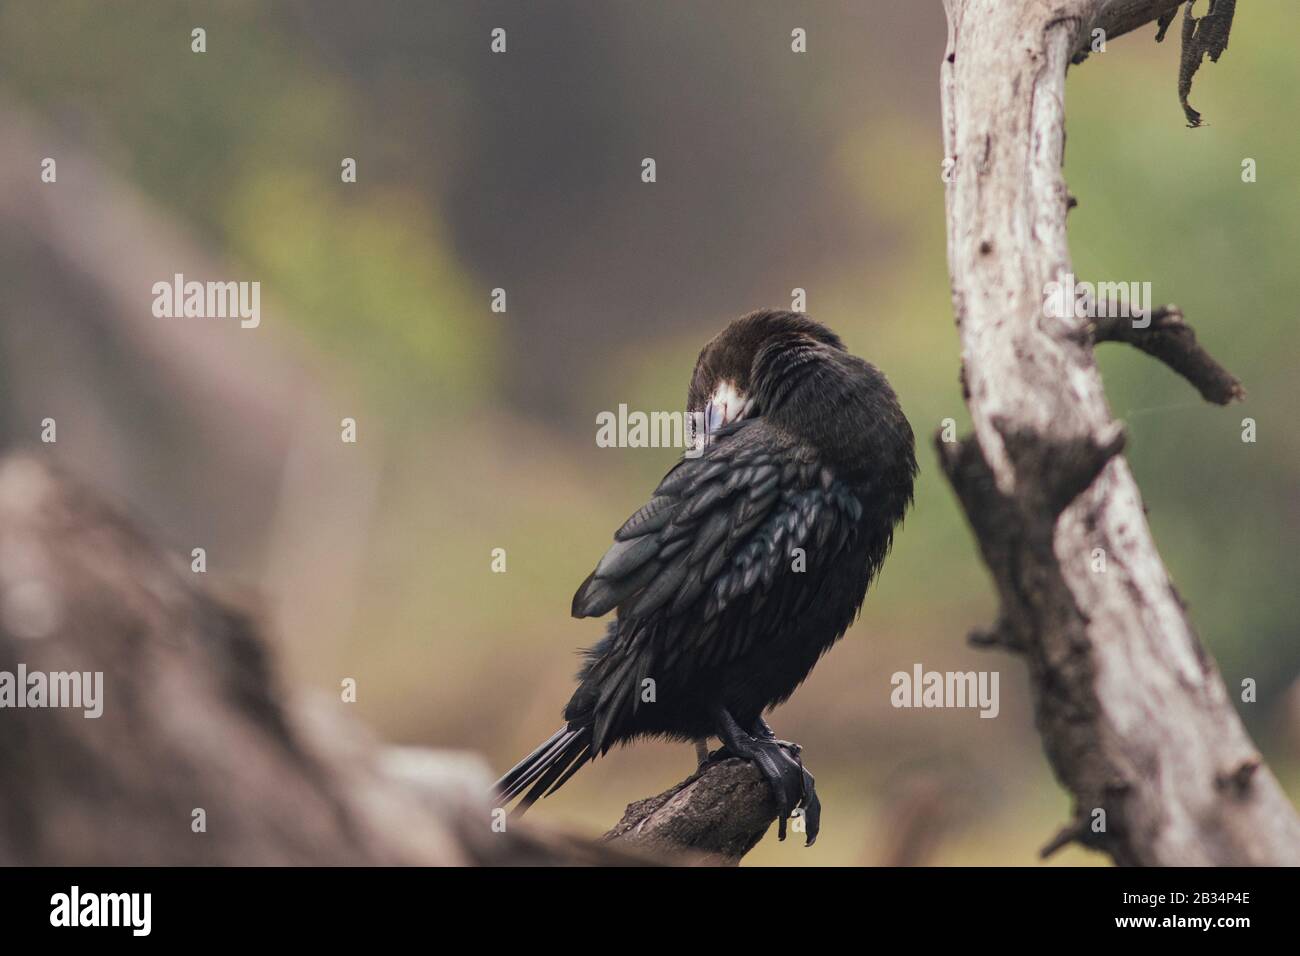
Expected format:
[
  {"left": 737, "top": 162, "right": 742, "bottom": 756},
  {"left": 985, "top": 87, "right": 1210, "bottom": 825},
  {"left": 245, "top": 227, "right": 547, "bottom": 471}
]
[
  {"left": 1071, "top": 1, "right": 1236, "bottom": 126},
  {"left": 939, "top": 0, "right": 1300, "bottom": 865},
  {"left": 1172, "top": 0, "right": 1237, "bottom": 127}
]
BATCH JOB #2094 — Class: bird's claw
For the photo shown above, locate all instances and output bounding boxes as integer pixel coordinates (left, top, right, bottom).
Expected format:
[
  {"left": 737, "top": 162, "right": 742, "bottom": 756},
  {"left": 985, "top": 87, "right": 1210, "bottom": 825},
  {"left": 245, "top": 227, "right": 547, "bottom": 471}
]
[
  {"left": 795, "top": 758, "right": 821, "bottom": 846},
  {"left": 748, "top": 738, "right": 820, "bottom": 846}
]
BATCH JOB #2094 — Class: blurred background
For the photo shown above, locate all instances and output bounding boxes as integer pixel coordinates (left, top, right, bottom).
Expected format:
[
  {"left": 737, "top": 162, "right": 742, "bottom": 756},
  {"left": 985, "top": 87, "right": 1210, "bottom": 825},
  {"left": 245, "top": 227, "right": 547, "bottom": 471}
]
[{"left": 1, "top": 1, "right": 1296, "bottom": 865}]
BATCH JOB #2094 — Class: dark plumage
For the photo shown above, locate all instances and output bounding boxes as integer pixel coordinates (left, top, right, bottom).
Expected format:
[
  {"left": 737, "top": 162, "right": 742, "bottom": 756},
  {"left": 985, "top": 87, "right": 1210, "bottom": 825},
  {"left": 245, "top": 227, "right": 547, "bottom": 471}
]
[{"left": 495, "top": 310, "right": 916, "bottom": 844}]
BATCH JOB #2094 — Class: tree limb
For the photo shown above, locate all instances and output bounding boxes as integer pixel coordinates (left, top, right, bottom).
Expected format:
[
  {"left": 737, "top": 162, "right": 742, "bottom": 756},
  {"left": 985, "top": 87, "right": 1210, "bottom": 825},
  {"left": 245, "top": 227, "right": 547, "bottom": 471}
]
[
  {"left": 1093, "top": 305, "right": 1245, "bottom": 405},
  {"left": 1093, "top": 0, "right": 1182, "bottom": 45},
  {"left": 603, "top": 757, "right": 779, "bottom": 865},
  {"left": 939, "top": 0, "right": 1300, "bottom": 865},
  {"left": 1069, "top": 1, "right": 1237, "bottom": 125}
]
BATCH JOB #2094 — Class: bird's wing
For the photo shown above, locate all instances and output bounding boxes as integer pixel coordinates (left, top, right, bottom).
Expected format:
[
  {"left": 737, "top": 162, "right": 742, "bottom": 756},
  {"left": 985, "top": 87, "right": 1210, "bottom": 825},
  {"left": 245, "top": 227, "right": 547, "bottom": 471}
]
[{"left": 571, "top": 419, "right": 865, "bottom": 662}]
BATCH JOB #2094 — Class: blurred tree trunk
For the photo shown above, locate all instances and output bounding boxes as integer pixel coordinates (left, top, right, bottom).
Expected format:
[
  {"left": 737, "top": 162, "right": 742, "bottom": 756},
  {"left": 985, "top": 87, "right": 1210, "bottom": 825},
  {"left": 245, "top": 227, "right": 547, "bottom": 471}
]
[
  {"left": 0, "top": 451, "right": 776, "bottom": 865},
  {"left": 0, "top": 453, "right": 638, "bottom": 865}
]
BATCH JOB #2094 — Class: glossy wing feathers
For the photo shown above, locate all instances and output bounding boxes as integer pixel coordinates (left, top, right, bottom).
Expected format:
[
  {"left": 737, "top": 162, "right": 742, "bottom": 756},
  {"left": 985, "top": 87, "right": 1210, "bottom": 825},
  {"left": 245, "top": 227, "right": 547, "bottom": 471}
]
[{"left": 571, "top": 422, "right": 861, "bottom": 637}]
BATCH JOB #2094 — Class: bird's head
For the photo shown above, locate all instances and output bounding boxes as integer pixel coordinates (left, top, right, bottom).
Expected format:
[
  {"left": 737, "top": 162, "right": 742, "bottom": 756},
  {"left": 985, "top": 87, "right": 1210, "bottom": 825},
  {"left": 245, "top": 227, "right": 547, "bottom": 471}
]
[{"left": 687, "top": 310, "right": 846, "bottom": 438}]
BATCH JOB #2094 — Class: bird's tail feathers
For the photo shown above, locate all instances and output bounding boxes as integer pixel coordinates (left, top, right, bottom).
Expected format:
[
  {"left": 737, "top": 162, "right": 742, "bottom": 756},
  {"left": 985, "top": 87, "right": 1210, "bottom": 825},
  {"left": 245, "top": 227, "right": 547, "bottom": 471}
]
[{"left": 493, "top": 725, "right": 592, "bottom": 813}]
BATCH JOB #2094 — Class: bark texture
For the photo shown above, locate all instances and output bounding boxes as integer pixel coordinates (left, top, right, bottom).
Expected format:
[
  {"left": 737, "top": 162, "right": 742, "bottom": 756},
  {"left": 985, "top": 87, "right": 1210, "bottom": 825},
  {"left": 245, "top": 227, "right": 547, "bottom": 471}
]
[
  {"left": 938, "top": 0, "right": 1300, "bottom": 864},
  {"left": 603, "top": 757, "right": 779, "bottom": 865}
]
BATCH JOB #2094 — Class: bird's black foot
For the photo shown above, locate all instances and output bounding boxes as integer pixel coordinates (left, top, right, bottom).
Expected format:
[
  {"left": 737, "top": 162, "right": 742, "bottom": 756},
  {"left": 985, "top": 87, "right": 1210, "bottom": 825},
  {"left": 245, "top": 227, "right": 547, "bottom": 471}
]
[
  {"left": 714, "top": 709, "right": 821, "bottom": 845},
  {"left": 751, "top": 716, "right": 802, "bottom": 754},
  {"left": 751, "top": 716, "right": 820, "bottom": 844}
]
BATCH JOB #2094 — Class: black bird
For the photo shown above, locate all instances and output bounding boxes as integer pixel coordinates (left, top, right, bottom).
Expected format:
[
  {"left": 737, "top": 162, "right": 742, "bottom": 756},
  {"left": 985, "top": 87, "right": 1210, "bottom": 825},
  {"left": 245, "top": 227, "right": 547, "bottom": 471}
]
[{"left": 495, "top": 310, "right": 916, "bottom": 844}]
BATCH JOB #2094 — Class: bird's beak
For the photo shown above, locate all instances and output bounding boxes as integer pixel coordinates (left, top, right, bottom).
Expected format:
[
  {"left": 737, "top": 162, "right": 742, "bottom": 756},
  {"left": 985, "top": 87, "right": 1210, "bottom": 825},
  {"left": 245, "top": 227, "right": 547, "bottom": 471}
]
[
  {"left": 702, "top": 382, "right": 752, "bottom": 439},
  {"left": 705, "top": 400, "right": 728, "bottom": 435},
  {"left": 689, "top": 382, "right": 752, "bottom": 457}
]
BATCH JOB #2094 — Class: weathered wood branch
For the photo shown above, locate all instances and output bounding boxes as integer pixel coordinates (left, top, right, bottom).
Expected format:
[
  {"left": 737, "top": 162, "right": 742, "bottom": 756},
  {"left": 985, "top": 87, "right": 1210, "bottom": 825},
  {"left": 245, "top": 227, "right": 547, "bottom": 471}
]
[
  {"left": 1071, "top": 1, "right": 1237, "bottom": 126},
  {"left": 939, "top": 0, "right": 1300, "bottom": 864},
  {"left": 1091, "top": 0, "right": 1182, "bottom": 46},
  {"left": 1093, "top": 305, "right": 1244, "bottom": 405},
  {"left": 603, "top": 757, "right": 779, "bottom": 865}
]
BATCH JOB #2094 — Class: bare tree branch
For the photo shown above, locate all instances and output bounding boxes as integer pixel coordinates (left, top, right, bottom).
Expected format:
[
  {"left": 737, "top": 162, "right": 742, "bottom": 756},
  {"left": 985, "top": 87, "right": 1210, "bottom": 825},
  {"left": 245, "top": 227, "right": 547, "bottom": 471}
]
[
  {"left": 1091, "top": 0, "right": 1182, "bottom": 45},
  {"left": 939, "top": 0, "right": 1300, "bottom": 865},
  {"left": 1070, "top": 1, "right": 1237, "bottom": 126},
  {"left": 603, "top": 758, "right": 779, "bottom": 865},
  {"left": 1093, "top": 306, "right": 1245, "bottom": 405}
]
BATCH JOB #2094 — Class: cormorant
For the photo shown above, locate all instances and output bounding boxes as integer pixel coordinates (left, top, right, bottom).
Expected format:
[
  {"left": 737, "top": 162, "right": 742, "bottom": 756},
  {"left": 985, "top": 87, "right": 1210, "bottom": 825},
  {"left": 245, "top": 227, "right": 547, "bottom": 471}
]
[{"left": 495, "top": 310, "right": 916, "bottom": 845}]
